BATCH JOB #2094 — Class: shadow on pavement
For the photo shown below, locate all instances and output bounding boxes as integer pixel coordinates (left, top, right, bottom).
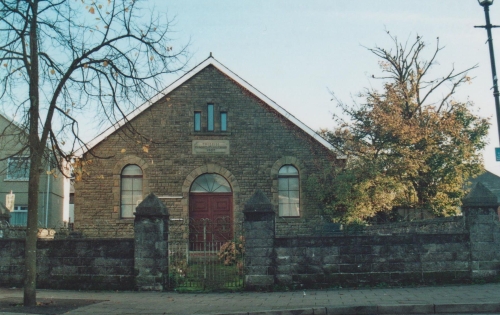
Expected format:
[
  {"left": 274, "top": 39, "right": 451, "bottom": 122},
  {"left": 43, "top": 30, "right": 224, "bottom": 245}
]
[{"left": 0, "top": 297, "right": 105, "bottom": 314}]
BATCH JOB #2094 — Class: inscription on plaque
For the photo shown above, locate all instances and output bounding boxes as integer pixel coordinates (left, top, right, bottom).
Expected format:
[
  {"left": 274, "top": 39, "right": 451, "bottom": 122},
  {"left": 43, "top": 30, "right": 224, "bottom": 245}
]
[{"left": 192, "top": 140, "right": 230, "bottom": 155}]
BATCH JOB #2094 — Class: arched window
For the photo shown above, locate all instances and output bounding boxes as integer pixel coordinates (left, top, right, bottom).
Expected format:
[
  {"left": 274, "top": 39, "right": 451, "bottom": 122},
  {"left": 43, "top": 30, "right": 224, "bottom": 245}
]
[
  {"left": 278, "top": 165, "right": 300, "bottom": 217},
  {"left": 121, "top": 165, "right": 143, "bottom": 218},
  {"left": 190, "top": 173, "right": 232, "bottom": 193}
]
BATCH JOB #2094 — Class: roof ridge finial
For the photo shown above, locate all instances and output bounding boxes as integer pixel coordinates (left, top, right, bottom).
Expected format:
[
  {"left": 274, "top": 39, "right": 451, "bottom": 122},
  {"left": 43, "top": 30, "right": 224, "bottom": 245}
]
[{"left": 210, "top": 52, "right": 213, "bottom": 58}]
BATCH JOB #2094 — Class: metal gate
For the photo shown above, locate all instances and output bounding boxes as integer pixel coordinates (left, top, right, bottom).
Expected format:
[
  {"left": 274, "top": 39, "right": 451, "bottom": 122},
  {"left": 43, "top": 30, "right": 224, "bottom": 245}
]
[{"left": 167, "top": 216, "right": 244, "bottom": 291}]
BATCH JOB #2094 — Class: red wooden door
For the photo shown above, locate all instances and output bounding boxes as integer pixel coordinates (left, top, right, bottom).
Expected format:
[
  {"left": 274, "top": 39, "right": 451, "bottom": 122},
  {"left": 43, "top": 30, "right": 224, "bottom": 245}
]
[{"left": 189, "top": 193, "right": 232, "bottom": 250}]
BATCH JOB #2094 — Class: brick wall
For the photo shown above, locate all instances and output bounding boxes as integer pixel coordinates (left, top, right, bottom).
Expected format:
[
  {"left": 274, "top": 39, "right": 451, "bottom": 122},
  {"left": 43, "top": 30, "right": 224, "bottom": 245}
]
[
  {"left": 0, "top": 239, "right": 134, "bottom": 290},
  {"left": 75, "top": 65, "right": 336, "bottom": 237}
]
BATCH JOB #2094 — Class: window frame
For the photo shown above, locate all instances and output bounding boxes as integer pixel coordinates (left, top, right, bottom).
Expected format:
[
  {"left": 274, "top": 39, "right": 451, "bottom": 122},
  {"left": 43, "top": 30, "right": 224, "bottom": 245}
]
[
  {"left": 120, "top": 164, "right": 143, "bottom": 219},
  {"left": 190, "top": 173, "right": 232, "bottom": 193},
  {"left": 278, "top": 165, "right": 300, "bottom": 217},
  {"left": 207, "top": 103, "right": 214, "bottom": 131},
  {"left": 220, "top": 111, "right": 227, "bottom": 131},
  {"left": 194, "top": 111, "right": 201, "bottom": 132},
  {"left": 6, "top": 156, "right": 30, "bottom": 181},
  {"left": 10, "top": 205, "right": 28, "bottom": 226}
]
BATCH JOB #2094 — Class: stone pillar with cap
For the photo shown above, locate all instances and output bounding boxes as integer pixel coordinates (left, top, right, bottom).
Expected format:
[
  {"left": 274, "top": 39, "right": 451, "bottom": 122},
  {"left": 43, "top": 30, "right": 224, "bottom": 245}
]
[
  {"left": 0, "top": 204, "right": 10, "bottom": 239},
  {"left": 134, "top": 193, "right": 169, "bottom": 291},
  {"left": 243, "top": 189, "right": 276, "bottom": 289},
  {"left": 462, "top": 182, "right": 500, "bottom": 280}
]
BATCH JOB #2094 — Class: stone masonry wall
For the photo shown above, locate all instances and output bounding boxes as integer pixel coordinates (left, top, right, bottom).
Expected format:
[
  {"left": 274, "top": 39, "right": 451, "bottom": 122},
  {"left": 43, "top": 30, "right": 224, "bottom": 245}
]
[
  {"left": 363, "top": 217, "right": 466, "bottom": 235},
  {"left": 274, "top": 233, "right": 471, "bottom": 289},
  {"left": 465, "top": 207, "right": 500, "bottom": 279},
  {"left": 0, "top": 239, "right": 134, "bottom": 290},
  {"left": 75, "top": 65, "right": 336, "bottom": 237},
  {"left": 245, "top": 193, "right": 500, "bottom": 290}
]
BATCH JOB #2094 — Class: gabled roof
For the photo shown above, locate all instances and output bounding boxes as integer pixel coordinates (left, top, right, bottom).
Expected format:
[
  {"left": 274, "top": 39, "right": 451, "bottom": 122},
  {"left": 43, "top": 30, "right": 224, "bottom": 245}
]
[
  {"left": 76, "top": 56, "right": 336, "bottom": 157},
  {"left": 0, "top": 111, "right": 26, "bottom": 134}
]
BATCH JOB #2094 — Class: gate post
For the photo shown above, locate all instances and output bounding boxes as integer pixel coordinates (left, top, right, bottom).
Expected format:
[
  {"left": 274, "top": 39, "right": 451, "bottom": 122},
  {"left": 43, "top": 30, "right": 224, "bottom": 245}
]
[
  {"left": 462, "top": 182, "right": 500, "bottom": 281},
  {"left": 243, "top": 190, "right": 275, "bottom": 290},
  {"left": 134, "top": 193, "right": 169, "bottom": 291},
  {"left": 0, "top": 207, "right": 10, "bottom": 239}
]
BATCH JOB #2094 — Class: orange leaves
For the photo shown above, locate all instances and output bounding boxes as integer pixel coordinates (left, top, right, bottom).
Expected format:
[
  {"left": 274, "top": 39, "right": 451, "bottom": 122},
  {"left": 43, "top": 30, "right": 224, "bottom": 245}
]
[
  {"left": 323, "top": 35, "right": 489, "bottom": 221},
  {"left": 71, "top": 158, "right": 93, "bottom": 182}
]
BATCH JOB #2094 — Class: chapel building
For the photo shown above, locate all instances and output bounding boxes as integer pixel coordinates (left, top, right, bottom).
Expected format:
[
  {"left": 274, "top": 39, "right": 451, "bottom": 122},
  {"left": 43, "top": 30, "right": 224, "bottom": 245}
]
[{"left": 73, "top": 56, "right": 344, "bottom": 238}]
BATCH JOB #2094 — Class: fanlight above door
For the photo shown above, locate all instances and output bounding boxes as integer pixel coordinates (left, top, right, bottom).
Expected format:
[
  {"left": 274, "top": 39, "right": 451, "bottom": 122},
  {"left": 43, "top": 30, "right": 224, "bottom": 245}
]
[{"left": 190, "top": 173, "right": 232, "bottom": 193}]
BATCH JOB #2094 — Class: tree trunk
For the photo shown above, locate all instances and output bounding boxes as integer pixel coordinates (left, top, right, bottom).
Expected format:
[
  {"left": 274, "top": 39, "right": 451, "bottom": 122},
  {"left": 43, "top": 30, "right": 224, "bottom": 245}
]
[
  {"left": 24, "top": 0, "right": 40, "bottom": 307},
  {"left": 24, "top": 170, "right": 40, "bottom": 306}
]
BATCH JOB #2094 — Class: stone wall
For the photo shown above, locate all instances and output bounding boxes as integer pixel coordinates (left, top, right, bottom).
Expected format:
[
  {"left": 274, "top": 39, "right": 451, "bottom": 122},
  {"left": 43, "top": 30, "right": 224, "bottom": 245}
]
[
  {"left": 462, "top": 182, "right": 500, "bottom": 280},
  {"left": 274, "top": 233, "right": 470, "bottom": 288},
  {"left": 466, "top": 207, "right": 500, "bottom": 279},
  {"left": 242, "top": 182, "right": 500, "bottom": 290},
  {"left": 0, "top": 238, "right": 134, "bottom": 290},
  {"left": 363, "top": 216, "right": 466, "bottom": 235},
  {"left": 1, "top": 186, "right": 499, "bottom": 292}
]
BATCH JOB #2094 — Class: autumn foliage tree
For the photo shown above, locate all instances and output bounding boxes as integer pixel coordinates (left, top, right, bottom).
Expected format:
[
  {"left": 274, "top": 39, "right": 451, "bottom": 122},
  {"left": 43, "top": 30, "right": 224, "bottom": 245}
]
[
  {"left": 0, "top": 0, "right": 187, "bottom": 306},
  {"left": 317, "top": 35, "right": 489, "bottom": 223}
]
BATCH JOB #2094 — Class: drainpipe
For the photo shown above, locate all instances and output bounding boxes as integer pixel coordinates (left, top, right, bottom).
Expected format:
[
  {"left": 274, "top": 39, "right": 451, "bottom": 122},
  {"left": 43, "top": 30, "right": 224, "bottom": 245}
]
[{"left": 45, "top": 161, "right": 50, "bottom": 228}]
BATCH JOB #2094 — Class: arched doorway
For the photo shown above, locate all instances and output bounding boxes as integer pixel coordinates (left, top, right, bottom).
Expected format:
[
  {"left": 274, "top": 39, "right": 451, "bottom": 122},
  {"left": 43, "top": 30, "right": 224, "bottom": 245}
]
[{"left": 189, "top": 173, "right": 233, "bottom": 250}]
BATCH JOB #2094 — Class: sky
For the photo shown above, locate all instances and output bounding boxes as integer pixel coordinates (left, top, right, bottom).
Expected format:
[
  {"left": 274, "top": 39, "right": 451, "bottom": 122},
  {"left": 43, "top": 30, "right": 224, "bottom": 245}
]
[{"left": 107, "top": 1, "right": 500, "bottom": 175}]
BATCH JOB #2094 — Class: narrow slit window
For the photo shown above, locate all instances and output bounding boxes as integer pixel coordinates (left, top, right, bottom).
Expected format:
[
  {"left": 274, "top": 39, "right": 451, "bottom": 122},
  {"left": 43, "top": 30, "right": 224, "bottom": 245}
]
[
  {"left": 194, "top": 112, "right": 201, "bottom": 131},
  {"left": 207, "top": 104, "right": 214, "bottom": 131},
  {"left": 221, "top": 112, "right": 227, "bottom": 131}
]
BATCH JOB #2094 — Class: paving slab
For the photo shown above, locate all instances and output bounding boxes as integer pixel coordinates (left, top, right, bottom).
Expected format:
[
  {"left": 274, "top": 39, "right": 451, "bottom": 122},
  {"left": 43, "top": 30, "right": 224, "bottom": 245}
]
[{"left": 1, "top": 283, "right": 500, "bottom": 315}]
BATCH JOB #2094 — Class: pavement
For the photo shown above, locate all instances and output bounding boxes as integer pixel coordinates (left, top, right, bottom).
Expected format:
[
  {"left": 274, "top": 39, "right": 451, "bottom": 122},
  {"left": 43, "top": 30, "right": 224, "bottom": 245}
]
[{"left": 1, "top": 283, "right": 500, "bottom": 315}]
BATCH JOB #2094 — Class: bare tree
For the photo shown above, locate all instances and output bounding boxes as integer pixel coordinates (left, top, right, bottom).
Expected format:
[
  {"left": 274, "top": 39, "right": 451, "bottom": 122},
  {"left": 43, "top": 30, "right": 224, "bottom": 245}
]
[{"left": 0, "top": 0, "right": 188, "bottom": 305}]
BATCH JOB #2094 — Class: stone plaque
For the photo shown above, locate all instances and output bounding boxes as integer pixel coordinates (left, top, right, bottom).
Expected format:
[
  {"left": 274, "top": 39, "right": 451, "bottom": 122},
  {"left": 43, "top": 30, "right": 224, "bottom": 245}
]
[{"left": 192, "top": 140, "right": 230, "bottom": 155}]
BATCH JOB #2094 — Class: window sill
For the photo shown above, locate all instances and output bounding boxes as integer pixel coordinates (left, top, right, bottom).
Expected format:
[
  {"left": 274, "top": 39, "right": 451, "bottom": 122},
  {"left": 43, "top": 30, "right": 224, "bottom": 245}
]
[
  {"left": 191, "top": 132, "right": 232, "bottom": 136},
  {"left": 4, "top": 179, "right": 29, "bottom": 182}
]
